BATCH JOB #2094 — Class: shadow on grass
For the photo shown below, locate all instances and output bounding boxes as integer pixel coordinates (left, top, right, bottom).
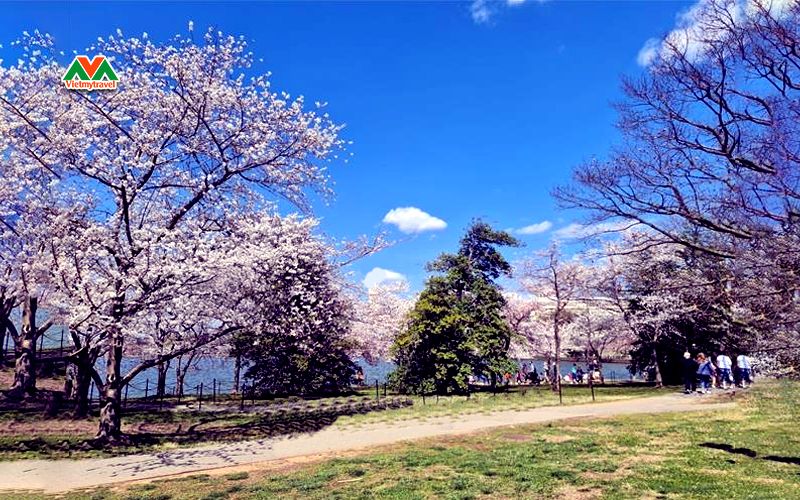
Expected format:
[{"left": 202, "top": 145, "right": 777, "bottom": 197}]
[
  {"left": 700, "top": 442, "right": 800, "bottom": 466},
  {"left": 0, "top": 397, "right": 413, "bottom": 459}
]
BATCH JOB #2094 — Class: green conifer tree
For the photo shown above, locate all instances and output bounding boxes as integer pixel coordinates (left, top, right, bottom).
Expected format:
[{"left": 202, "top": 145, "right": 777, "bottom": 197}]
[{"left": 390, "top": 221, "right": 520, "bottom": 394}]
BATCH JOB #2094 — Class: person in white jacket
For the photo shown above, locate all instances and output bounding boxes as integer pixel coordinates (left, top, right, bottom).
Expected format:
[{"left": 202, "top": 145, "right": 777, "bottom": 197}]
[
  {"left": 736, "top": 354, "right": 753, "bottom": 388},
  {"left": 716, "top": 353, "right": 733, "bottom": 389}
]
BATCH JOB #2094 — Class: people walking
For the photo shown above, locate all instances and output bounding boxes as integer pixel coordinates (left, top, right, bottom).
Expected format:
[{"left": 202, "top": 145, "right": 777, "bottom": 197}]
[
  {"left": 695, "top": 353, "right": 715, "bottom": 394},
  {"left": 716, "top": 352, "right": 733, "bottom": 389},
  {"left": 587, "top": 357, "right": 603, "bottom": 384},
  {"left": 709, "top": 355, "right": 719, "bottom": 389},
  {"left": 736, "top": 353, "right": 753, "bottom": 388},
  {"left": 576, "top": 366, "right": 585, "bottom": 384},
  {"left": 529, "top": 366, "right": 540, "bottom": 385},
  {"left": 682, "top": 351, "right": 697, "bottom": 394}
]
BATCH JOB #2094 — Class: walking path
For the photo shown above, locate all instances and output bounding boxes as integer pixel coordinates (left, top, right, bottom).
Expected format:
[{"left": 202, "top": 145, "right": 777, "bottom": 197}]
[{"left": 0, "top": 393, "right": 733, "bottom": 493}]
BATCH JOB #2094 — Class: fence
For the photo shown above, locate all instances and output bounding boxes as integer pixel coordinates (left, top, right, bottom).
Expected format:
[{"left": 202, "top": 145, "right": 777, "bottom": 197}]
[
  {"left": 1, "top": 328, "right": 70, "bottom": 369},
  {"left": 77, "top": 376, "right": 244, "bottom": 413}
]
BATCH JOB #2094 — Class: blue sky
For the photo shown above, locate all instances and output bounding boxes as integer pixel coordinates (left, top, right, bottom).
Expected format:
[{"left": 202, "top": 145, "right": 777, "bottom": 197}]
[{"left": 1, "top": 0, "right": 692, "bottom": 291}]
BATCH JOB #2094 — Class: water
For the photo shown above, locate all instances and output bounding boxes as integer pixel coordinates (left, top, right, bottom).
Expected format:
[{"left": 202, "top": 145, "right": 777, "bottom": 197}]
[
  {"left": 82, "top": 357, "right": 236, "bottom": 399},
  {"left": 88, "top": 357, "right": 636, "bottom": 398},
  {"left": 33, "top": 328, "right": 636, "bottom": 397},
  {"left": 116, "top": 357, "right": 236, "bottom": 398},
  {"left": 358, "top": 359, "right": 636, "bottom": 385},
  {"left": 516, "top": 359, "right": 636, "bottom": 382}
]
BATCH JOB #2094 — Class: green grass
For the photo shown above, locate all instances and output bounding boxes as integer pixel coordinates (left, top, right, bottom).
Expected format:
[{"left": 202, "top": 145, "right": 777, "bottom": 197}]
[
  {"left": 19, "top": 379, "right": 797, "bottom": 499},
  {"left": 335, "top": 384, "right": 661, "bottom": 427},
  {"left": 0, "top": 410, "right": 266, "bottom": 461}
]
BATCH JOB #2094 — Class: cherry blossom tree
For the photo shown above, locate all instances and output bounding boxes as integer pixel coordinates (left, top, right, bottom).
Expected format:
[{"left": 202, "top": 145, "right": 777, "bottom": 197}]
[
  {"left": 595, "top": 232, "right": 765, "bottom": 385},
  {"left": 349, "top": 281, "right": 414, "bottom": 364},
  {"left": 504, "top": 293, "right": 546, "bottom": 359},
  {"left": 592, "top": 240, "right": 685, "bottom": 385},
  {"left": 553, "top": 0, "right": 800, "bottom": 373},
  {"left": 0, "top": 26, "right": 347, "bottom": 439},
  {"left": 0, "top": 32, "right": 82, "bottom": 397},
  {"left": 569, "top": 302, "right": 630, "bottom": 367},
  {"left": 516, "top": 245, "right": 588, "bottom": 395},
  {"left": 230, "top": 215, "right": 360, "bottom": 396}
]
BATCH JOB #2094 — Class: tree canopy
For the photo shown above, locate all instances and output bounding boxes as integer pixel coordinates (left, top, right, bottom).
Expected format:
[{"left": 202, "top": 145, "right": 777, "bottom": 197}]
[{"left": 390, "top": 221, "right": 520, "bottom": 395}]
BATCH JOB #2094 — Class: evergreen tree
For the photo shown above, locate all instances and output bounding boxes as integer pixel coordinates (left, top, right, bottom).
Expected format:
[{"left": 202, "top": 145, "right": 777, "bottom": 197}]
[{"left": 390, "top": 221, "right": 520, "bottom": 394}]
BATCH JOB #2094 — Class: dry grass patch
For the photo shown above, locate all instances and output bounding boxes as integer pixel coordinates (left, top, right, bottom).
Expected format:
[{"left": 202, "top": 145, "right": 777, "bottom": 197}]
[
  {"left": 556, "top": 484, "right": 604, "bottom": 499},
  {"left": 541, "top": 434, "right": 576, "bottom": 443},
  {"left": 582, "top": 454, "right": 664, "bottom": 481},
  {"left": 0, "top": 419, "right": 95, "bottom": 436},
  {"left": 750, "top": 476, "right": 793, "bottom": 486},
  {"left": 501, "top": 432, "right": 532, "bottom": 442}
]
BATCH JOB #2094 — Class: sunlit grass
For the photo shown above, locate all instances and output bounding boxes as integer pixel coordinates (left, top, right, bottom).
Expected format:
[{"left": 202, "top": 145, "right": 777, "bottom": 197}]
[
  {"left": 33, "top": 379, "right": 798, "bottom": 500},
  {"left": 0, "top": 382, "right": 656, "bottom": 460},
  {"left": 335, "top": 384, "right": 663, "bottom": 427}
]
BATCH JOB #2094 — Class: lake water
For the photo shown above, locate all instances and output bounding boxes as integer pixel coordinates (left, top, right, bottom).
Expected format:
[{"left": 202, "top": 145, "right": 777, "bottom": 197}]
[
  {"left": 106, "top": 357, "right": 636, "bottom": 398},
  {"left": 33, "top": 327, "right": 636, "bottom": 398}
]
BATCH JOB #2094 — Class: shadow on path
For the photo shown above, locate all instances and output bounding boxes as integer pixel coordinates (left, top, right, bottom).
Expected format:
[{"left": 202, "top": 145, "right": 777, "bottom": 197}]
[{"left": 0, "top": 397, "right": 413, "bottom": 458}]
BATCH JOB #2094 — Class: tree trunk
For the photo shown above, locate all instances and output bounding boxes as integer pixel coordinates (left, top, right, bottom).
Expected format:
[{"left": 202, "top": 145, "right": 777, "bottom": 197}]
[
  {"left": 233, "top": 353, "right": 241, "bottom": 393},
  {"left": 63, "top": 363, "right": 75, "bottom": 400},
  {"left": 553, "top": 321, "right": 562, "bottom": 403},
  {"left": 175, "top": 363, "right": 187, "bottom": 398},
  {"left": 73, "top": 363, "right": 93, "bottom": 417},
  {"left": 175, "top": 351, "right": 198, "bottom": 398},
  {"left": 0, "top": 320, "right": 5, "bottom": 368},
  {"left": 69, "top": 331, "right": 100, "bottom": 418},
  {"left": 174, "top": 356, "right": 183, "bottom": 397},
  {"left": 0, "top": 293, "right": 13, "bottom": 368},
  {"left": 652, "top": 344, "right": 663, "bottom": 387},
  {"left": 9, "top": 296, "right": 38, "bottom": 397},
  {"left": 97, "top": 327, "right": 123, "bottom": 441},
  {"left": 156, "top": 360, "right": 170, "bottom": 398}
]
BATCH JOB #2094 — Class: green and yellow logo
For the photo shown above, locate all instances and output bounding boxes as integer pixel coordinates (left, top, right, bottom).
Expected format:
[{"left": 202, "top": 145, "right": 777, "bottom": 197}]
[{"left": 62, "top": 55, "right": 119, "bottom": 90}]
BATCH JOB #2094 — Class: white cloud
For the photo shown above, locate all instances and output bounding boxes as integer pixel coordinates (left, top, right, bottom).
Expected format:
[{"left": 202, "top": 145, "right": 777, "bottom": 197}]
[
  {"left": 382, "top": 207, "right": 447, "bottom": 234},
  {"left": 745, "top": 0, "right": 793, "bottom": 17},
  {"left": 637, "top": 38, "right": 660, "bottom": 66},
  {"left": 470, "top": 0, "right": 546, "bottom": 24},
  {"left": 471, "top": 0, "right": 494, "bottom": 24},
  {"left": 515, "top": 220, "right": 553, "bottom": 235},
  {"left": 553, "top": 220, "right": 635, "bottom": 240},
  {"left": 637, "top": 0, "right": 794, "bottom": 67},
  {"left": 363, "top": 267, "right": 407, "bottom": 289}
]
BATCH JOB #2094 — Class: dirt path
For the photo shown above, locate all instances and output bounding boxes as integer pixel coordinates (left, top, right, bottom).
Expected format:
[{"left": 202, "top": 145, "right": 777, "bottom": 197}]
[{"left": 0, "top": 393, "right": 733, "bottom": 494}]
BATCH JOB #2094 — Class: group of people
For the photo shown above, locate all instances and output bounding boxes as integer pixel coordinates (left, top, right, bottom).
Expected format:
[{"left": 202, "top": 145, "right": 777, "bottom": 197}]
[
  {"left": 565, "top": 362, "right": 603, "bottom": 384},
  {"left": 495, "top": 360, "right": 604, "bottom": 386},
  {"left": 501, "top": 363, "right": 541, "bottom": 385},
  {"left": 683, "top": 351, "right": 753, "bottom": 394},
  {"left": 353, "top": 366, "right": 366, "bottom": 386}
]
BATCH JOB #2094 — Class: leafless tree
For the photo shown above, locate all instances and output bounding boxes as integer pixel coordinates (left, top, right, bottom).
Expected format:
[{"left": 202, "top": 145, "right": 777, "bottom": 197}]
[{"left": 556, "top": 1, "right": 800, "bottom": 258}]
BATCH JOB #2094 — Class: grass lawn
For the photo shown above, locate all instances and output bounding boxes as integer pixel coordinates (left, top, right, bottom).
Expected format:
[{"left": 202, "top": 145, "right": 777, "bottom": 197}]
[
  {"left": 21, "top": 379, "right": 798, "bottom": 499},
  {"left": 0, "top": 382, "right": 655, "bottom": 461},
  {"left": 336, "top": 384, "right": 661, "bottom": 427}
]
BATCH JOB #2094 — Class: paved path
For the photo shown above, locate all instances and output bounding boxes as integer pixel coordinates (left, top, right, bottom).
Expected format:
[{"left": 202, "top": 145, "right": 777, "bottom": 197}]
[{"left": 0, "top": 394, "right": 733, "bottom": 493}]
